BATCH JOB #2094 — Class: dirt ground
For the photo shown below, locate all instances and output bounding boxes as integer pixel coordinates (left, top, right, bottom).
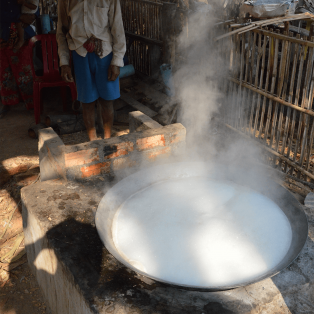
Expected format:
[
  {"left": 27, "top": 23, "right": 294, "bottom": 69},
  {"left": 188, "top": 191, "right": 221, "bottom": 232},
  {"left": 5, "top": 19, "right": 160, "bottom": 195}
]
[{"left": 0, "top": 104, "right": 52, "bottom": 314}]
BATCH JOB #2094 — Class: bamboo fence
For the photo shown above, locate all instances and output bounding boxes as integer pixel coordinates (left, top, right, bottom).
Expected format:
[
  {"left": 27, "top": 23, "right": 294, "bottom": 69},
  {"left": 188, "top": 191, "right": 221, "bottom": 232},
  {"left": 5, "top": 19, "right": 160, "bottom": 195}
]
[
  {"left": 121, "top": 0, "right": 164, "bottom": 75},
  {"left": 220, "top": 25, "right": 314, "bottom": 181}
]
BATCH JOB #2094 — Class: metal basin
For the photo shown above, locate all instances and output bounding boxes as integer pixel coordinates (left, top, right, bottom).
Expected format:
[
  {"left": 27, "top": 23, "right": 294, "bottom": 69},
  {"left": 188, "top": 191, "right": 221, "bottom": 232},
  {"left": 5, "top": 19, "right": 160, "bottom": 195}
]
[{"left": 95, "top": 162, "right": 308, "bottom": 291}]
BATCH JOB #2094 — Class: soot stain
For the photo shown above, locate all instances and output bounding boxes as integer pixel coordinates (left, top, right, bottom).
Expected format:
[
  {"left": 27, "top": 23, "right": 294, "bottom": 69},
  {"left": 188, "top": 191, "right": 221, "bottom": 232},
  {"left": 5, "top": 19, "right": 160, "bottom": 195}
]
[
  {"left": 103, "top": 145, "right": 118, "bottom": 158},
  {"left": 47, "top": 192, "right": 80, "bottom": 202}
]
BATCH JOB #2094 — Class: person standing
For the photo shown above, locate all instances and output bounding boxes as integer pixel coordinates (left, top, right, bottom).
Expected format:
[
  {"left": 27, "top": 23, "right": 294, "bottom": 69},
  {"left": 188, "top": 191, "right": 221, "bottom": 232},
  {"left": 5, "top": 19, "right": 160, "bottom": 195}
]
[
  {"left": 57, "top": 0, "right": 126, "bottom": 141},
  {"left": 13, "top": 0, "right": 38, "bottom": 52},
  {"left": 0, "top": 0, "right": 38, "bottom": 118}
]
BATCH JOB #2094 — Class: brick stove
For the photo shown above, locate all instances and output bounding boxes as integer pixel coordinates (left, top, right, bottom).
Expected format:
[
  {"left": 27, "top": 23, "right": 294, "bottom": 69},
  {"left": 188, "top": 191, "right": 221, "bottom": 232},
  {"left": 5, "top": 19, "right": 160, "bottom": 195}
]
[{"left": 38, "top": 111, "right": 186, "bottom": 182}]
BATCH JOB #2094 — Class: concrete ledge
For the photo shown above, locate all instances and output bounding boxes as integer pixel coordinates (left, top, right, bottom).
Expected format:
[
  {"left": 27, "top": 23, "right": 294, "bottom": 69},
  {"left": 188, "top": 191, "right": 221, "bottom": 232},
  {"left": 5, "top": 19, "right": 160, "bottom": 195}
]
[
  {"left": 21, "top": 179, "right": 314, "bottom": 314},
  {"left": 22, "top": 187, "right": 93, "bottom": 314},
  {"left": 129, "top": 111, "right": 162, "bottom": 132}
]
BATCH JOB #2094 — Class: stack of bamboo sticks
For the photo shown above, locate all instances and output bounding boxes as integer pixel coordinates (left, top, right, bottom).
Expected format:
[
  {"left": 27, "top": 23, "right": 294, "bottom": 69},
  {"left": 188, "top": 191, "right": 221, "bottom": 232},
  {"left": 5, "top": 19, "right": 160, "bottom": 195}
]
[{"left": 216, "top": 12, "right": 314, "bottom": 40}]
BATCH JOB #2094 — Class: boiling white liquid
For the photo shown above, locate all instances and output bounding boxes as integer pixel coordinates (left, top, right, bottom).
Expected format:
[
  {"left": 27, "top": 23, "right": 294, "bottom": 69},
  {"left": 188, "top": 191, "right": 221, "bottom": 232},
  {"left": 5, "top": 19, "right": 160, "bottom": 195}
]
[{"left": 112, "top": 177, "right": 292, "bottom": 287}]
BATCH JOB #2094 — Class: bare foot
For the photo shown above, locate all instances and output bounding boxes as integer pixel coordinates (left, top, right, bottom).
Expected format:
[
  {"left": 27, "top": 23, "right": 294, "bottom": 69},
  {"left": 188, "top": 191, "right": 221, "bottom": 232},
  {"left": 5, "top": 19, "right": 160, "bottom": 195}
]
[{"left": 13, "top": 39, "right": 25, "bottom": 53}]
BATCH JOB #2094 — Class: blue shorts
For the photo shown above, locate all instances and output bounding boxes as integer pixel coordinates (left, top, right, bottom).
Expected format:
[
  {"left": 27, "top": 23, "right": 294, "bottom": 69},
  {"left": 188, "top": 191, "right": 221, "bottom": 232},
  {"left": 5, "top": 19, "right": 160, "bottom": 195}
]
[{"left": 72, "top": 51, "right": 120, "bottom": 103}]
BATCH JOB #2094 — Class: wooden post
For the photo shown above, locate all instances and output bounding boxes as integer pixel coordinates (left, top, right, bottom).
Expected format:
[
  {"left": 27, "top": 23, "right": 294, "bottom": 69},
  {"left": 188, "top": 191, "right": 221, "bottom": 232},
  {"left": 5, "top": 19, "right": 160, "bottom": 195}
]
[
  {"left": 310, "top": 22, "right": 314, "bottom": 38},
  {"left": 269, "top": 29, "right": 275, "bottom": 75},
  {"left": 284, "top": 21, "right": 289, "bottom": 33},
  {"left": 161, "top": 3, "right": 177, "bottom": 65},
  {"left": 304, "top": 20, "right": 312, "bottom": 59}
]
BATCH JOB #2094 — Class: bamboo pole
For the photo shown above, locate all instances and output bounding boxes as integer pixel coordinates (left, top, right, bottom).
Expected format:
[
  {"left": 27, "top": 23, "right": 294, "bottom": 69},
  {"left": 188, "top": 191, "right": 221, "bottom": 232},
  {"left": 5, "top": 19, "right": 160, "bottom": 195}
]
[
  {"left": 292, "top": 41, "right": 314, "bottom": 176},
  {"left": 155, "top": 5, "right": 158, "bottom": 40},
  {"left": 258, "top": 30, "right": 273, "bottom": 140},
  {"left": 305, "top": 57, "right": 314, "bottom": 175},
  {"left": 229, "top": 77, "right": 314, "bottom": 118},
  {"left": 270, "top": 31, "right": 289, "bottom": 149},
  {"left": 244, "top": 33, "right": 251, "bottom": 83},
  {"left": 156, "top": 6, "right": 159, "bottom": 40},
  {"left": 143, "top": 3, "right": 146, "bottom": 37},
  {"left": 236, "top": 33, "right": 246, "bottom": 130},
  {"left": 131, "top": 0, "right": 133, "bottom": 32},
  {"left": 128, "top": 0, "right": 162, "bottom": 5},
  {"left": 141, "top": 43, "right": 144, "bottom": 73},
  {"left": 253, "top": 32, "right": 268, "bottom": 137},
  {"left": 263, "top": 32, "right": 280, "bottom": 145},
  {"left": 228, "top": 81, "right": 234, "bottom": 126},
  {"left": 232, "top": 35, "right": 241, "bottom": 128},
  {"left": 305, "top": 94, "right": 314, "bottom": 174},
  {"left": 269, "top": 31, "right": 275, "bottom": 75},
  {"left": 136, "top": 1, "right": 139, "bottom": 36},
  {"left": 280, "top": 34, "right": 299, "bottom": 161},
  {"left": 248, "top": 32, "right": 262, "bottom": 135},
  {"left": 249, "top": 32, "right": 257, "bottom": 84},
  {"left": 227, "top": 32, "right": 235, "bottom": 126},
  {"left": 140, "top": 2, "right": 143, "bottom": 36},
  {"left": 273, "top": 32, "right": 292, "bottom": 166},
  {"left": 304, "top": 21, "right": 312, "bottom": 59},
  {"left": 254, "top": 28, "right": 314, "bottom": 48},
  {"left": 296, "top": 37, "right": 314, "bottom": 178},
  {"left": 243, "top": 32, "right": 254, "bottom": 132},
  {"left": 150, "top": 4, "right": 153, "bottom": 39},
  {"left": 229, "top": 30, "right": 234, "bottom": 71},
  {"left": 124, "top": 0, "right": 127, "bottom": 31},
  {"left": 222, "top": 70, "right": 229, "bottom": 125},
  {"left": 286, "top": 37, "right": 305, "bottom": 174},
  {"left": 241, "top": 32, "right": 251, "bottom": 130}
]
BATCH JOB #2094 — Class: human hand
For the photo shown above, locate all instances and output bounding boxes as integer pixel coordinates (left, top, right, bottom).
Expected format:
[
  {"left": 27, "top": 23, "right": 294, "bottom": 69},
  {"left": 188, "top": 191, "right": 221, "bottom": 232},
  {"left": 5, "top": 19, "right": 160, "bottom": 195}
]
[
  {"left": 17, "top": 0, "right": 25, "bottom": 5},
  {"left": 61, "top": 65, "right": 74, "bottom": 82},
  {"left": 108, "top": 65, "right": 120, "bottom": 81},
  {"left": 13, "top": 39, "right": 25, "bottom": 53}
]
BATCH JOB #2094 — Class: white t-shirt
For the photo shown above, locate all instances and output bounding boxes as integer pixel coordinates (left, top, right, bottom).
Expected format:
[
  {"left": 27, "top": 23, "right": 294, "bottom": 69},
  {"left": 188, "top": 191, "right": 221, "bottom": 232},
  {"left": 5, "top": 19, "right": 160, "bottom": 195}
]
[{"left": 21, "top": 0, "right": 38, "bottom": 14}]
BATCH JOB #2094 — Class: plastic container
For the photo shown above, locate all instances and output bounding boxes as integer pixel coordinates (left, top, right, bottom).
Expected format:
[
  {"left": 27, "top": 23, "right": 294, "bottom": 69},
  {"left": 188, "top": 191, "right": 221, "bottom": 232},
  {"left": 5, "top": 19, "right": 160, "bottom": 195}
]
[
  {"left": 40, "top": 14, "right": 51, "bottom": 34},
  {"left": 119, "top": 64, "right": 135, "bottom": 79},
  {"left": 160, "top": 63, "right": 175, "bottom": 97}
]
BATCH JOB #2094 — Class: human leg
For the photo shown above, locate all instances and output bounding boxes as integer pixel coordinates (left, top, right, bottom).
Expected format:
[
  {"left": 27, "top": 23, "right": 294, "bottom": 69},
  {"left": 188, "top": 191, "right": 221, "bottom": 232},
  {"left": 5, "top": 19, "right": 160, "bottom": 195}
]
[
  {"left": 72, "top": 51, "right": 99, "bottom": 104},
  {"left": 93, "top": 52, "right": 119, "bottom": 139},
  {"left": 82, "top": 100, "right": 98, "bottom": 141},
  {"left": 72, "top": 51, "right": 100, "bottom": 141},
  {"left": 95, "top": 52, "right": 120, "bottom": 101},
  {"left": 98, "top": 98, "right": 114, "bottom": 139}
]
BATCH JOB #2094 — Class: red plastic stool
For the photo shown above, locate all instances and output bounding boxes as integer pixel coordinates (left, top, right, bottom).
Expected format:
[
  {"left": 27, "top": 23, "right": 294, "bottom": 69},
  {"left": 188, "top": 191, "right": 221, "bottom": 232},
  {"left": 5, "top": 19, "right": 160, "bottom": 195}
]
[{"left": 28, "top": 34, "right": 77, "bottom": 124}]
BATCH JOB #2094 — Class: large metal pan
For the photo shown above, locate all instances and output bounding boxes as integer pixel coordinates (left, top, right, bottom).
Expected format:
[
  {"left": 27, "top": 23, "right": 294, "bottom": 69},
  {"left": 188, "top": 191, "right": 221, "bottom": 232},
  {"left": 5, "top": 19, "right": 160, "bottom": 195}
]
[{"left": 95, "top": 162, "right": 308, "bottom": 291}]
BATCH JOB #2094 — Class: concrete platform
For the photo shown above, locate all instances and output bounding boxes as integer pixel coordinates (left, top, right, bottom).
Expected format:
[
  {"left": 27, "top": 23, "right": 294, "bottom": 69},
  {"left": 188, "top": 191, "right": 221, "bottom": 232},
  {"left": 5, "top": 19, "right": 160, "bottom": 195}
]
[{"left": 21, "top": 178, "right": 314, "bottom": 314}]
